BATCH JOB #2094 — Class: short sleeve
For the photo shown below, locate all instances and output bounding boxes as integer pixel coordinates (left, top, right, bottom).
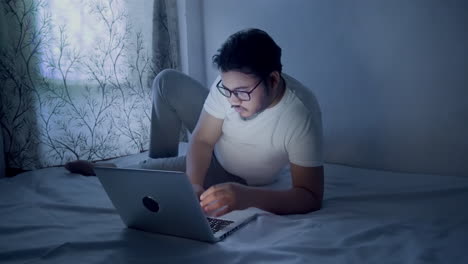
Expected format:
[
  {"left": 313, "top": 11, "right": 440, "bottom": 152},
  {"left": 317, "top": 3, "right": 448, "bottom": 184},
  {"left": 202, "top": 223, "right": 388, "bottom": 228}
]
[
  {"left": 287, "top": 113, "right": 324, "bottom": 167},
  {"left": 203, "top": 75, "right": 228, "bottom": 119}
]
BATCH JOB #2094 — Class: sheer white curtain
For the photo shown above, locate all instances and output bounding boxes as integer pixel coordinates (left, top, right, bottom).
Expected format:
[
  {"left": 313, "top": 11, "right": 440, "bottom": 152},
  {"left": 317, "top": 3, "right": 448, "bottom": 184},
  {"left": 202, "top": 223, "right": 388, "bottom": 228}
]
[{"left": 0, "top": 0, "right": 179, "bottom": 174}]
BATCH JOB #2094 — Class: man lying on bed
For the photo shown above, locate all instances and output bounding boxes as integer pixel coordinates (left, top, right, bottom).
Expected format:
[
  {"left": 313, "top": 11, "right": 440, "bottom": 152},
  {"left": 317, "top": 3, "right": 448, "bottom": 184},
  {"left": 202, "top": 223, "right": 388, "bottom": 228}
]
[{"left": 66, "top": 28, "right": 324, "bottom": 217}]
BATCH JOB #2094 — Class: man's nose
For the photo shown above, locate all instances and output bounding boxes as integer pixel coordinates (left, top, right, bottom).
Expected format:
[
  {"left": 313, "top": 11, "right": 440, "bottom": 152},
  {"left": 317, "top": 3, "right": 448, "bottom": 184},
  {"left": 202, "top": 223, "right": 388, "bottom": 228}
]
[{"left": 228, "top": 94, "right": 241, "bottom": 105}]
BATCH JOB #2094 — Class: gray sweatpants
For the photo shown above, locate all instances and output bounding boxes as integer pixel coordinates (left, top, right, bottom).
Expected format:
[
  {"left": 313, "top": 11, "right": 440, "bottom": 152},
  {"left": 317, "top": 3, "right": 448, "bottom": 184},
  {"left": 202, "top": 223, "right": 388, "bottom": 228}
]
[{"left": 137, "top": 69, "right": 246, "bottom": 189}]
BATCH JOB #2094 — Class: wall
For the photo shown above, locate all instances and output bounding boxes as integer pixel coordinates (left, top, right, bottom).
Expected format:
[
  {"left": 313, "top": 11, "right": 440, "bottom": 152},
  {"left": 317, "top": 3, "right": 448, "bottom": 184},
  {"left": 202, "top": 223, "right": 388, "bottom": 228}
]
[{"left": 199, "top": 0, "right": 468, "bottom": 176}]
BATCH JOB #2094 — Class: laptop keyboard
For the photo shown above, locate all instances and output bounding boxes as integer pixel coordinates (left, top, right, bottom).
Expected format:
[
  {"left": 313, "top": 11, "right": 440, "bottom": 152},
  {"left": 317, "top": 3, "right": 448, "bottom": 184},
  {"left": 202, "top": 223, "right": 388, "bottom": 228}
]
[{"left": 207, "top": 217, "right": 234, "bottom": 233}]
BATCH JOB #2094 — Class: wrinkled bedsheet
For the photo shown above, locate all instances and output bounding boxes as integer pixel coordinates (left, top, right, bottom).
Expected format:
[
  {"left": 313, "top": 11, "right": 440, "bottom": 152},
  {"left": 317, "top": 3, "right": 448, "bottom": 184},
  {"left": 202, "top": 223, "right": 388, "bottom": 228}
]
[{"left": 1, "top": 152, "right": 467, "bottom": 264}]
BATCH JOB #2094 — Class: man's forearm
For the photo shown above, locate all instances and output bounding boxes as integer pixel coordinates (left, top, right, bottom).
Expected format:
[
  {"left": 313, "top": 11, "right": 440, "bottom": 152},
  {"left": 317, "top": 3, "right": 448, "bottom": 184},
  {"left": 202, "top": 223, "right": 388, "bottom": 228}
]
[
  {"left": 186, "top": 140, "right": 213, "bottom": 187},
  {"left": 245, "top": 187, "right": 322, "bottom": 215}
]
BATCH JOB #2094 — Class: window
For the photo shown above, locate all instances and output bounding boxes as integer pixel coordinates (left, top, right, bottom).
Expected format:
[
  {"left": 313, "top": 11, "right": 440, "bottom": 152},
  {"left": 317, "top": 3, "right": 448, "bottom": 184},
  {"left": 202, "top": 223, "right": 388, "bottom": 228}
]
[{"left": 38, "top": 0, "right": 126, "bottom": 81}]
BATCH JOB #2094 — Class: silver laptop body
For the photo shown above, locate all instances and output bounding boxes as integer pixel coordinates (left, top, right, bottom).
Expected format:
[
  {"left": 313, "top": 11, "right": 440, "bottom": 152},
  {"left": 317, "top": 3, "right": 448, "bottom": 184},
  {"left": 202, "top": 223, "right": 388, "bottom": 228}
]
[{"left": 95, "top": 166, "right": 258, "bottom": 243}]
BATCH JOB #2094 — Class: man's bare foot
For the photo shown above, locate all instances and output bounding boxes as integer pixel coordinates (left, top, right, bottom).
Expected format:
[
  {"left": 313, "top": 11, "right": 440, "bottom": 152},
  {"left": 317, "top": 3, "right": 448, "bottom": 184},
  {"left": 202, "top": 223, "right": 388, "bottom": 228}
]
[
  {"left": 64, "top": 160, "right": 96, "bottom": 176},
  {"left": 65, "top": 160, "right": 118, "bottom": 176}
]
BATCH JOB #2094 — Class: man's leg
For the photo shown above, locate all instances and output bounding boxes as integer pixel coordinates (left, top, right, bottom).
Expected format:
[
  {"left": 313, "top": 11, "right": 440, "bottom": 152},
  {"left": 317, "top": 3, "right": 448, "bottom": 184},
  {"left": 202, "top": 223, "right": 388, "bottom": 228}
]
[
  {"left": 134, "top": 69, "right": 209, "bottom": 172},
  {"left": 148, "top": 69, "right": 208, "bottom": 158}
]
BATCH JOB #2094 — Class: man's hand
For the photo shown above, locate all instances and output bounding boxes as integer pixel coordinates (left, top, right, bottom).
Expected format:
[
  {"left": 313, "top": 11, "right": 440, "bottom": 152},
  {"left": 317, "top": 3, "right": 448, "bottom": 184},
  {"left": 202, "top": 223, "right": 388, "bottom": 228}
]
[{"left": 199, "top": 182, "right": 251, "bottom": 217}]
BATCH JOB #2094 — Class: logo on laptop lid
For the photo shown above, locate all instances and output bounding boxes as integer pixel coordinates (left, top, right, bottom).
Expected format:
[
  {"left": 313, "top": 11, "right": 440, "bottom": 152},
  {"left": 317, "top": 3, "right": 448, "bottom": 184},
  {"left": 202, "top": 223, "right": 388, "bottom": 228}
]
[{"left": 142, "top": 196, "right": 160, "bottom": 213}]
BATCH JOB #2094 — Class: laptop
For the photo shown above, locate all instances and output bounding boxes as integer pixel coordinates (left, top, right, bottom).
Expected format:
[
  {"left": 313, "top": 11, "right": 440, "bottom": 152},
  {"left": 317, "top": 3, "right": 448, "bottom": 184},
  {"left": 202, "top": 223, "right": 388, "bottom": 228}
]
[{"left": 94, "top": 166, "right": 259, "bottom": 243}]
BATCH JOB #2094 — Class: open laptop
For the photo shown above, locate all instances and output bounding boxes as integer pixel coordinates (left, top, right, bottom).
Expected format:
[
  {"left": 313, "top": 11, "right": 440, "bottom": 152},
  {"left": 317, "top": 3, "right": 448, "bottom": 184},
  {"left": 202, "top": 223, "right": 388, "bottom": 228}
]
[{"left": 94, "top": 166, "right": 259, "bottom": 243}]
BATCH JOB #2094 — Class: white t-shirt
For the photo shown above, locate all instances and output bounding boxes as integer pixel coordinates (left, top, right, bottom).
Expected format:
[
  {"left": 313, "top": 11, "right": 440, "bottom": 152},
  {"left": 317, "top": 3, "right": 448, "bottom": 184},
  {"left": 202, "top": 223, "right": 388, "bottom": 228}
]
[{"left": 203, "top": 73, "right": 323, "bottom": 185}]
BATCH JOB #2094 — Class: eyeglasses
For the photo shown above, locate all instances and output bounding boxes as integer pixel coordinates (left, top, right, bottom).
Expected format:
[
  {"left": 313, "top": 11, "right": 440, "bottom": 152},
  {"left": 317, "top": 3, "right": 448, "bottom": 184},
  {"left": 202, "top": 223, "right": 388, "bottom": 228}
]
[{"left": 216, "top": 79, "right": 263, "bottom": 101}]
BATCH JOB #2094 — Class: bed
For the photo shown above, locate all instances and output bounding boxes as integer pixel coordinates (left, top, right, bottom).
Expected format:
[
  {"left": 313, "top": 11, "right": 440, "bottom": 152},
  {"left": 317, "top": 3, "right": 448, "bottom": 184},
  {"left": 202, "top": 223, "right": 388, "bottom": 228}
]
[{"left": 1, "top": 143, "right": 467, "bottom": 264}]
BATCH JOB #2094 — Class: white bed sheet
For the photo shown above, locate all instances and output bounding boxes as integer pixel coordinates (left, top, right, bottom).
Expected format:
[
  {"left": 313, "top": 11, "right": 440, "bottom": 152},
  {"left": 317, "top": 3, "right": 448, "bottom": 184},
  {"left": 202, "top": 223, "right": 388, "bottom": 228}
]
[{"left": 1, "top": 150, "right": 467, "bottom": 264}]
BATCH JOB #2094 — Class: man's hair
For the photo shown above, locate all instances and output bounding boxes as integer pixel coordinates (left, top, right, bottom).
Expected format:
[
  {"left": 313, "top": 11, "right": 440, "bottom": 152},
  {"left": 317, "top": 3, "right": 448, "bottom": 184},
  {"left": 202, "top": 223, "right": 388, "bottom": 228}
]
[{"left": 212, "top": 28, "right": 282, "bottom": 80}]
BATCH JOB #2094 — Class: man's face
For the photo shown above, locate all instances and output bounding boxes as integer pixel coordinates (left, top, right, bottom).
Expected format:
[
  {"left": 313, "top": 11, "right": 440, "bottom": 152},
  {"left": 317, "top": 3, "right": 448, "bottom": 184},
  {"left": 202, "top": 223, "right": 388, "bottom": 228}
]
[{"left": 220, "top": 71, "right": 268, "bottom": 120}]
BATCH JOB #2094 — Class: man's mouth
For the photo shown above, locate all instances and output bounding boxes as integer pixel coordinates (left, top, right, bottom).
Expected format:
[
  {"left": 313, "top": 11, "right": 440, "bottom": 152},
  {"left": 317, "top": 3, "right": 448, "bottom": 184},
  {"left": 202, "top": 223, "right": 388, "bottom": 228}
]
[{"left": 231, "top": 105, "right": 246, "bottom": 113}]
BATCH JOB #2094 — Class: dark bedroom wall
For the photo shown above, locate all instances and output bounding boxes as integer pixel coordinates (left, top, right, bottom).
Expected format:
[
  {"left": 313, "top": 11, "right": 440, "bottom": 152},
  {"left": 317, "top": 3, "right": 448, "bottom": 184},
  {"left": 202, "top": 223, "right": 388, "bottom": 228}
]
[{"left": 200, "top": 0, "right": 468, "bottom": 176}]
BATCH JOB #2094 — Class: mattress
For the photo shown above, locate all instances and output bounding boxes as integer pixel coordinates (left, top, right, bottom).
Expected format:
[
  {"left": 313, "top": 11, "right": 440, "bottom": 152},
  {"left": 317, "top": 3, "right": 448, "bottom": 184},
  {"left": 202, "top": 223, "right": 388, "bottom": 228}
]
[{"left": 1, "top": 147, "right": 467, "bottom": 264}]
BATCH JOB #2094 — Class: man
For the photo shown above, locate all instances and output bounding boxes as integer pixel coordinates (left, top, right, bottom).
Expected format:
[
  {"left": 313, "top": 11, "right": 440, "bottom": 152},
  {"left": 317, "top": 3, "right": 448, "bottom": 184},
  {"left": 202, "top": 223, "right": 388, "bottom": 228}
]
[{"left": 66, "top": 28, "right": 324, "bottom": 217}]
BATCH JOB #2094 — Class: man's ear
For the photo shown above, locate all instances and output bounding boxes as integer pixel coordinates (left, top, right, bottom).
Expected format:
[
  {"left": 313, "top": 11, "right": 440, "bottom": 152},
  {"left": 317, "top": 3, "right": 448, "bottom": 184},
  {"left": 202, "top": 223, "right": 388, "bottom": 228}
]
[{"left": 268, "top": 71, "right": 281, "bottom": 91}]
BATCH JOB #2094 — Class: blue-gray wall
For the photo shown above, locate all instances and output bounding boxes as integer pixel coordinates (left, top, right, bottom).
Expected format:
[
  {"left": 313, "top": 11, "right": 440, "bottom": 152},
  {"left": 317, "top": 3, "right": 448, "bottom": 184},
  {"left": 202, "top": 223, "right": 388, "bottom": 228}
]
[{"left": 197, "top": 0, "right": 468, "bottom": 176}]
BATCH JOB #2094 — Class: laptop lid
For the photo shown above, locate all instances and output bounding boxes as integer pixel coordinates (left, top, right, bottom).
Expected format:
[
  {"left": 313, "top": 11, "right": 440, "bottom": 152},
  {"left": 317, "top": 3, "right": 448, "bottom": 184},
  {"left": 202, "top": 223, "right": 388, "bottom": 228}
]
[{"left": 95, "top": 167, "right": 217, "bottom": 242}]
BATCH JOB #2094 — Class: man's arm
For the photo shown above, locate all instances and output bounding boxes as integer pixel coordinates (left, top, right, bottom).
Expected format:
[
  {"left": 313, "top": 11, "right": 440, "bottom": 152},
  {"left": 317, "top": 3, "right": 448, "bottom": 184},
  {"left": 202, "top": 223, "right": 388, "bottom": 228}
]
[
  {"left": 200, "top": 164, "right": 324, "bottom": 216},
  {"left": 245, "top": 164, "right": 323, "bottom": 214},
  {"left": 186, "top": 110, "right": 223, "bottom": 189}
]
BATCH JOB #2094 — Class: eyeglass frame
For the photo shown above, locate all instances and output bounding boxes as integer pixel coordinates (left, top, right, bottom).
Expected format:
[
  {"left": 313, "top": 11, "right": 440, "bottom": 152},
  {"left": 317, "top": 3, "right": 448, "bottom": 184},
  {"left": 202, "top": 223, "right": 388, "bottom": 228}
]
[{"left": 216, "top": 78, "right": 263, "bottom": 101}]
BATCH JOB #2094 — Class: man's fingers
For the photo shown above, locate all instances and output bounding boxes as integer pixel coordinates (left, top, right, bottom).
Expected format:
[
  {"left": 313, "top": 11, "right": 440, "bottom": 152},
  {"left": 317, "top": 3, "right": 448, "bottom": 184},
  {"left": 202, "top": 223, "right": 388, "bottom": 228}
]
[
  {"left": 200, "top": 184, "right": 221, "bottom": 200},
  {"left": 203, "top": 197, "right": 230, "bottom": 213},
  {"left": 200, "top": 191, "right": 220, "bottom": 208},
  {"left": 200, "top": 185, "right": 226, "bottom": 202},
  {"left": 212, "top": 206, "right": 231, "bottom": 217},
  {"left": 200, "top": 188, "right": 228, "bottom": 207}
]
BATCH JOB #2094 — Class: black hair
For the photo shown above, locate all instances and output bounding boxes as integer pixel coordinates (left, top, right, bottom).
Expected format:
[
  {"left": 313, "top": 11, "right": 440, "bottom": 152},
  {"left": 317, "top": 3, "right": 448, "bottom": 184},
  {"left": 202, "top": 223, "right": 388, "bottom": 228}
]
[{"left": 212, "top": 28, "right": 282, "bottom": 80}]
